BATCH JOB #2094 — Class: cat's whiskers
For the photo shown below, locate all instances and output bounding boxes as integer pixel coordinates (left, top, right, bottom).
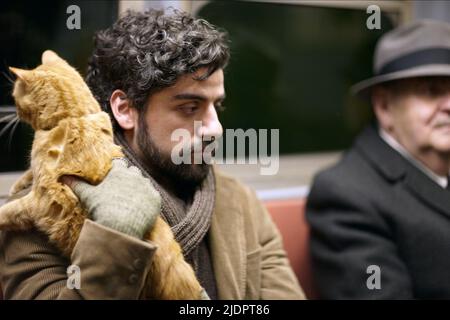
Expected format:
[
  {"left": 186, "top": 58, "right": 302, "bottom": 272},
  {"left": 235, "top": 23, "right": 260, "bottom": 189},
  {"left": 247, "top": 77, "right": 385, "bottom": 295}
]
[
  {"left": 0, "top": 115, "right": 19, "bottom": 139},
  {"left": 2, "top": 70, "right": 15, "bottom": 86},
  {"left": 0, "top": 113, "right": 17, "bottom": 124},
  {"left": 7, "top": 116, "right": 21, "bottom": 148}
]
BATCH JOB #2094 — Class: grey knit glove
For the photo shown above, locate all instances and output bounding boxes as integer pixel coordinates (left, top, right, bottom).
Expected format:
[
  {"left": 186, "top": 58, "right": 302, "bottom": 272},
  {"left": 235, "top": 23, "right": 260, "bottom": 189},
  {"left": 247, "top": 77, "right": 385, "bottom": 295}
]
[{"left": 64, "top": 158, "right": 161, "bottom": 239}]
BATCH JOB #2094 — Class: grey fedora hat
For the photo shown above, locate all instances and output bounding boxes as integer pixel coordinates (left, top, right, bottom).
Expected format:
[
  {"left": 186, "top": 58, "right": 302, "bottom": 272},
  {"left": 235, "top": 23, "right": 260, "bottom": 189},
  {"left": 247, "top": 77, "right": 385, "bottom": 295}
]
[{"left": 352, "top": 19, "right": 450, "bottom": 99}]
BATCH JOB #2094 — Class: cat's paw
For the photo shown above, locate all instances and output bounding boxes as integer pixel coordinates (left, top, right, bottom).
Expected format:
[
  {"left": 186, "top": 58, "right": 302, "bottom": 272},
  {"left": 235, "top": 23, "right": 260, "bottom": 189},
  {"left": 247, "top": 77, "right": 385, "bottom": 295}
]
[{"left": 9, "top": 179, "right": 32, "bottom": 197}]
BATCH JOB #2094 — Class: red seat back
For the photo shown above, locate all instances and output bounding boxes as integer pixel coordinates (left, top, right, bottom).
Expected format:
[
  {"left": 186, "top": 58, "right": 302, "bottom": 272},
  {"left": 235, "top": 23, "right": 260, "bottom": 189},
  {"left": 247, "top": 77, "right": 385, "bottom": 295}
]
[{"left": 264, "top": 198, "right": 318, "bottom": 299}]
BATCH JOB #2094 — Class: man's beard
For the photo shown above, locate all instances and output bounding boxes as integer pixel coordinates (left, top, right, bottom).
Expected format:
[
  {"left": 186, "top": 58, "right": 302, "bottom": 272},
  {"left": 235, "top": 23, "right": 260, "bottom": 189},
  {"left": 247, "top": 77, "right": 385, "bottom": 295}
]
[{"left": 136, "top": 115, "right": 211, "bottom": 189}]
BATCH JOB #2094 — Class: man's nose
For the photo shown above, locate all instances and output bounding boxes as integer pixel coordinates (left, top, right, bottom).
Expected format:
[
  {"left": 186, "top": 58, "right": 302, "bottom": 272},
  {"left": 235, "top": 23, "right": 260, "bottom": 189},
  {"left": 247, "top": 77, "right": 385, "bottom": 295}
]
[{"left": 198, "top": 104, "right": 223, "bottom": 139}]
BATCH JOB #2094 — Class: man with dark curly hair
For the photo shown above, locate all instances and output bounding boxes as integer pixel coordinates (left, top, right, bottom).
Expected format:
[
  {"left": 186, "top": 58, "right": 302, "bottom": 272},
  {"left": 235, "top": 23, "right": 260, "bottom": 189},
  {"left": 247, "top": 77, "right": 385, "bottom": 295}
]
[{"left": 0, "top": 8, "right": 304, "bottom": 300}]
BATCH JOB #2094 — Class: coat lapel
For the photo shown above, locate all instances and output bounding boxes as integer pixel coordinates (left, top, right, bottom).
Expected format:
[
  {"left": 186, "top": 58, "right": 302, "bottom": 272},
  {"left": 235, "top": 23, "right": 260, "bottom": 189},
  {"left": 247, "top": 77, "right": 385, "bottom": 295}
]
[
  {"left": 355, "top": 125, "right": 407, "bottom": 183},
  {"left": 355, "top": 125, "right": 450, "bottom": 218},
  {"left": 208, "top": 168, "right": 246, "bottom": 299},
  {"left": 403, "top": 166, "right": 450, "bottom": 218}
]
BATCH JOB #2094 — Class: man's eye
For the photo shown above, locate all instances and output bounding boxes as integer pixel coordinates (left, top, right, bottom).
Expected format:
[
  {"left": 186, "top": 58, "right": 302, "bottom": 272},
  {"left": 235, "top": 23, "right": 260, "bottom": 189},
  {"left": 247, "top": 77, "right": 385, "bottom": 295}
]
[
  {"left": 215, "top": 104, "right": 226, "bottom": 112},
  {"left": 424, "top": 84, "right": 436, "bottom": 96},
  {"left": 180, "top": 105, "right": 198, "bottom": 115},
  {"left": 417, "top": 82, "right": 442, "bottom": 97}
]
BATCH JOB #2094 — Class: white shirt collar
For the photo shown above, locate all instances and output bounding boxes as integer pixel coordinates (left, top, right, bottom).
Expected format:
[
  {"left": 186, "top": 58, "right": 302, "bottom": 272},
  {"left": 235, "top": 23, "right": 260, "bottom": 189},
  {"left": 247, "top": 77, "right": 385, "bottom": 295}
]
[{"left": 379, "top": 128, "right": 449, "bottom": 189}]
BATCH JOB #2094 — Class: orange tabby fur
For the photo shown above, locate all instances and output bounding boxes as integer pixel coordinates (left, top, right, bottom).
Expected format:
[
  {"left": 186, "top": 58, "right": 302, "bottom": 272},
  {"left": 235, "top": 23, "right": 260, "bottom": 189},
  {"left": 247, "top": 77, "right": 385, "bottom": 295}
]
[{"left": 0, "top": 50, "right": 204, "bottom": 300}]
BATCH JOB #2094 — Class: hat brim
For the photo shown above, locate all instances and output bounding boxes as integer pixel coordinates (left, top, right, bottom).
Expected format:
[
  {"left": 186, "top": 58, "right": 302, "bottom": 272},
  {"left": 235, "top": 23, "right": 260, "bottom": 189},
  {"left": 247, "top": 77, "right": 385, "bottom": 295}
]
[{"left": 351, "top": 64, "right": 450, "bottom": 101}]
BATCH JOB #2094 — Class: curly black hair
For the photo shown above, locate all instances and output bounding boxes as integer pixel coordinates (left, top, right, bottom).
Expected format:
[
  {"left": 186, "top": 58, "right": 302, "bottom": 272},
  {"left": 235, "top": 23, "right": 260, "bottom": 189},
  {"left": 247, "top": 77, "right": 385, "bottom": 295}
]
[{"left": 86, "top": 8, "right": 230, "bottom": 131}]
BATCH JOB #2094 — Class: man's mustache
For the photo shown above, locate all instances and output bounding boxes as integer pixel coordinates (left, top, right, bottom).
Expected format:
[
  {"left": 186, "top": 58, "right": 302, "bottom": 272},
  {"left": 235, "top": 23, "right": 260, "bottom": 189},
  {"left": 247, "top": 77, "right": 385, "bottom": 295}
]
[
  {"left": 178, "top": 140, "right": 217, "bottom": 155},
  {"left": 434, "top": 119, "right": 450, "bottom": 128}
]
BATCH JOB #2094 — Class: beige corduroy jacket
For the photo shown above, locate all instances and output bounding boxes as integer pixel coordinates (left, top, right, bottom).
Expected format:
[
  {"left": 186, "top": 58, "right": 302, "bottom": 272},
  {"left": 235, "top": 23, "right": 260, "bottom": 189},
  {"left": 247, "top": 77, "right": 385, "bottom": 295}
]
[{"left": 0, "top": 169, "right": 305, "bottom": 300}]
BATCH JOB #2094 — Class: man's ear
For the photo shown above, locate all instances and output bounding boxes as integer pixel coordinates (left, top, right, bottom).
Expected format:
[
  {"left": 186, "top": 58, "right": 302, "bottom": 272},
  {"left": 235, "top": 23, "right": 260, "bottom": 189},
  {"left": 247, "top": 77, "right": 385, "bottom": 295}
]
[
  {"left": 372, "top": 86, "right": 394, "bottom": 131},
  {"left": 110, "top": 90, "right": 138, "bottom": 130}
]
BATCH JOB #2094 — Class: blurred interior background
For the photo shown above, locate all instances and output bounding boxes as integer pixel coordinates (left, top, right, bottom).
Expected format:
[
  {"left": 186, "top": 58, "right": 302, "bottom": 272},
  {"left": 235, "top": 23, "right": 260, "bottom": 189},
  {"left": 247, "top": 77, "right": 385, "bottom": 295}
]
[{"left": 1, "top": 0, "right": 450, "bottom": 299}]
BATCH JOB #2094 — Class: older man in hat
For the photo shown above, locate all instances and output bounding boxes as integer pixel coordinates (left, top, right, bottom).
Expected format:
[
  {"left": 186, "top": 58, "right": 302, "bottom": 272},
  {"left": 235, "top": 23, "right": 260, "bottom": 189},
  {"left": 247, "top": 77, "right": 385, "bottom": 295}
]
[{"left": 306, "top": 20, "right": 450, "bottom": 299}]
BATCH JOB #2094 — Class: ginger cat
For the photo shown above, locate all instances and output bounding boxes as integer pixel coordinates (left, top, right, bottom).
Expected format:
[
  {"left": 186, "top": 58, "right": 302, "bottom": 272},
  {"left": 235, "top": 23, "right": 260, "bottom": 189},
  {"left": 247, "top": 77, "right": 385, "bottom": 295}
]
[{"left": 0, "top": 50, "right": 205, "bottom": 300}]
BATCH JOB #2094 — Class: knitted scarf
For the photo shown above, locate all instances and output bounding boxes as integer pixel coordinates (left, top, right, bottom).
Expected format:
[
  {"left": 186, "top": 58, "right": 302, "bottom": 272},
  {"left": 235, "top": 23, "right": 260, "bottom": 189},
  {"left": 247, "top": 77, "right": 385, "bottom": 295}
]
[{"left": 114, "top": 133, "right": 215, "bottom": 257}]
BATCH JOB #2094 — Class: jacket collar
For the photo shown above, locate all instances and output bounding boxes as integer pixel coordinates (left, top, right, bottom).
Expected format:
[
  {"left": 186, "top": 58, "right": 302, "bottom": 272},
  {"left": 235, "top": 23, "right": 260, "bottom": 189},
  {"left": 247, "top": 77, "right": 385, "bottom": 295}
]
[
  {"left": 208, "top": 168, "right": 246, "bottom": 299},
  {"left": 354, "top": 125, "right": 407, "bottom": 182},
  {"left": 355, "top": 124, "right": 450, "bottom": 217}
]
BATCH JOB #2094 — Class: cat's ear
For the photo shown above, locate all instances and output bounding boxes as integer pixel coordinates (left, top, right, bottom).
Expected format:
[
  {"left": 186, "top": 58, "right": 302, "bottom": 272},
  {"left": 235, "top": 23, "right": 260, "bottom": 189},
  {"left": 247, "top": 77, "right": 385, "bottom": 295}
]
[
  {"left": 9, "top": 67, "right": 31, "bottom": 84},
  {"left": 42, "top": 50, "right": 63, "bottom": 65},
  {"left": 42, "top": 50, "right": 74, "bottom": 73}
]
